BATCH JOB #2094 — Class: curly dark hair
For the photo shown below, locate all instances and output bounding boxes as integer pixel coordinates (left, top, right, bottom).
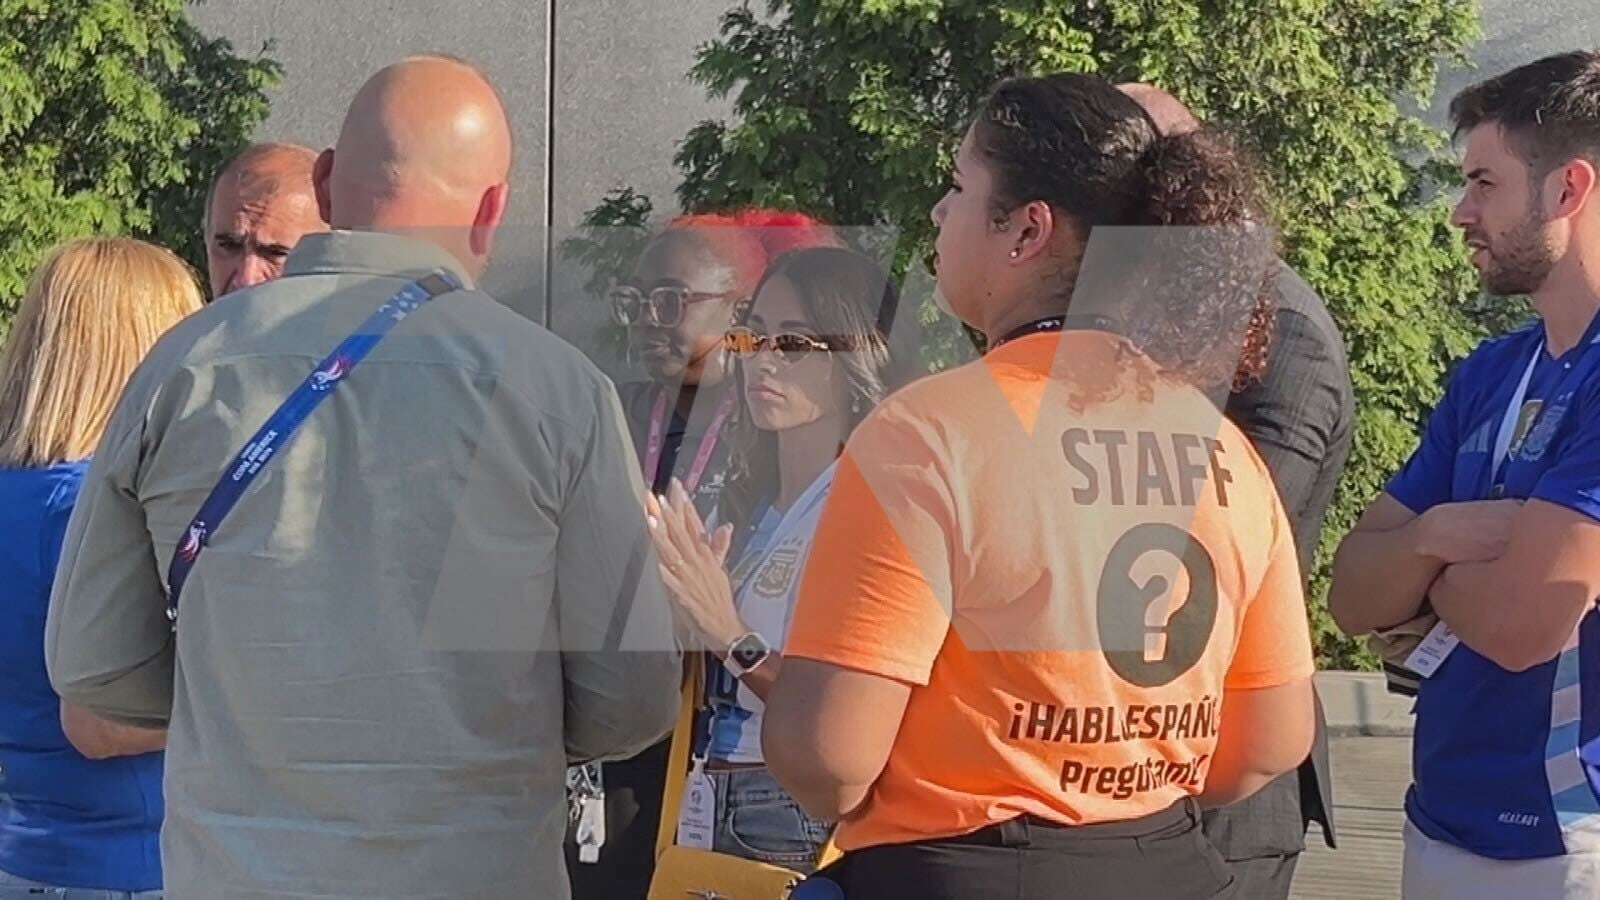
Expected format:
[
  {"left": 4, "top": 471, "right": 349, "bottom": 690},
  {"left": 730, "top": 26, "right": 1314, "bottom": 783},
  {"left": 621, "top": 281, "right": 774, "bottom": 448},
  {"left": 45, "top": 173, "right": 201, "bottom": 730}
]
[{"left": 972, "top": 74, "right": 1277, "bottom": 391}]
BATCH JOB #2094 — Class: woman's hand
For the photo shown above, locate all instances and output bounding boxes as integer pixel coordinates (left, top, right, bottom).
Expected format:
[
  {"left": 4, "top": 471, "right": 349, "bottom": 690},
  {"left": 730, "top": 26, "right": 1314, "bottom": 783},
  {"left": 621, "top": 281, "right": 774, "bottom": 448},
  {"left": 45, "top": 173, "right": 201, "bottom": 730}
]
[{"left": 647, "top": 478, "right": 745, "bottom": 655}]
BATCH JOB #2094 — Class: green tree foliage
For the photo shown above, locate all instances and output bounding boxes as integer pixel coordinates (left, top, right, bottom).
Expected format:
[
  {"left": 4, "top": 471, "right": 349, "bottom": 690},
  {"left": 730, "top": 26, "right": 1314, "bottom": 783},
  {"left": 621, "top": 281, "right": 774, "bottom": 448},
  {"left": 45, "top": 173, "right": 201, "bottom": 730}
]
[
  {"left": 561, "top": 187, "right": 656, "bottom": 359},
  {"left": 573, "top": 0, "right": 1494, "bottom": 666},
  {"left": 0, "top": 0, "right": 279, "bottom": 329}
]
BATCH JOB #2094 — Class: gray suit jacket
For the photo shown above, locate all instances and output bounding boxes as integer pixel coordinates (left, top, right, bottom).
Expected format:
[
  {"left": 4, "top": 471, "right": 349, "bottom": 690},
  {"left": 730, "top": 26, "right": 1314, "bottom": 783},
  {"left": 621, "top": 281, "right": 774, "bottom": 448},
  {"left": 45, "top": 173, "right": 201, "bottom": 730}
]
[{"left": 1205, "top": 265, "right": 1353, "bottom": 859}]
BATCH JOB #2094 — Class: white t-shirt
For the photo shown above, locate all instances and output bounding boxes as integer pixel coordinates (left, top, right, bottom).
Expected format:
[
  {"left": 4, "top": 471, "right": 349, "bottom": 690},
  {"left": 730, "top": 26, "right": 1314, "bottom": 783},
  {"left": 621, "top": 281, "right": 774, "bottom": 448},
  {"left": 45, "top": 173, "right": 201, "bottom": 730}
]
[{"left": 703, "top": 464, "right": 837, "bottom": 764}]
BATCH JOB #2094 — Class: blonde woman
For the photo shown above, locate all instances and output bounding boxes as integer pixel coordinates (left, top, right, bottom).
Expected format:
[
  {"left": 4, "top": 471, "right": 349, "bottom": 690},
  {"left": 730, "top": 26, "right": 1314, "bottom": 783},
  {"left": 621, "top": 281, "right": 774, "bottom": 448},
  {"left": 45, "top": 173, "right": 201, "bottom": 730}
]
[{"left": 0, "top": 237, "right": 202, "bottom": 900}]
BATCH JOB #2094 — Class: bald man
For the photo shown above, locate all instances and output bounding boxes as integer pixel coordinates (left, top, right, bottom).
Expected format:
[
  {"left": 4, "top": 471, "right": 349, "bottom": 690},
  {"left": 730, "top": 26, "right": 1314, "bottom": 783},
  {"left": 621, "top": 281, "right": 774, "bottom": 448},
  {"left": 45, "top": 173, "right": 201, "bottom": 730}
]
[
  {"left": 47, "top": 56, "right": 679, "bottom": 899},
  {"left": 205, "top": 142, "right": 327, "bottom": 297},
  {"left": 1119, "top": 82, "right": 1351, "bottom": 900},
  {"left": 1118, "top": 83, "right": 1204, "bottom": 136}
]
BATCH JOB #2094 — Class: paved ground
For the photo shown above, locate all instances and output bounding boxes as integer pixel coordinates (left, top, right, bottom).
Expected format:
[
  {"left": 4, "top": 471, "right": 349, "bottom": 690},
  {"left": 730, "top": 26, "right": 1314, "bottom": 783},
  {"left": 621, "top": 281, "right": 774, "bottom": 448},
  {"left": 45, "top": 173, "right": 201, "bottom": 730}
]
[{"left": 1291, "top": 736, "right": 1411, "bottom": 900}]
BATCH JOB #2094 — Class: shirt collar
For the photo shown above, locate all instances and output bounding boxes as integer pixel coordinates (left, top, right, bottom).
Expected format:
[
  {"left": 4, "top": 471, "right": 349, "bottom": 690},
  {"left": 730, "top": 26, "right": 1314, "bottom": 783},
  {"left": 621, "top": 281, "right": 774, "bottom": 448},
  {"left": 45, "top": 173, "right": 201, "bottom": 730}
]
[{"left": 284, "top": 230, "right": 477, "bottom": 289}]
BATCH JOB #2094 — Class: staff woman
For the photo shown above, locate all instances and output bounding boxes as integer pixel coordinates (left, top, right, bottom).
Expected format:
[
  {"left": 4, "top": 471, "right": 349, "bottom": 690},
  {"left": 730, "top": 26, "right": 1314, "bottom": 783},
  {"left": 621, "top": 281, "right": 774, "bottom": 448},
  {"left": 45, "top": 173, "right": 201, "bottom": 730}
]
[{"left": 762, "top": 73, "right": 1317, "bottom": 899}]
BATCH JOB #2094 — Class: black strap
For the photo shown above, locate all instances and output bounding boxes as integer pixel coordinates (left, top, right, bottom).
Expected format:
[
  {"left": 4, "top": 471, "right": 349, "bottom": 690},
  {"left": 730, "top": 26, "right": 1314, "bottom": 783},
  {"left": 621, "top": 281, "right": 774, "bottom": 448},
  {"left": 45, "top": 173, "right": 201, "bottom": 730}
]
[{"left": 989, "top": 313, "right": 1122, "bottom": 352}]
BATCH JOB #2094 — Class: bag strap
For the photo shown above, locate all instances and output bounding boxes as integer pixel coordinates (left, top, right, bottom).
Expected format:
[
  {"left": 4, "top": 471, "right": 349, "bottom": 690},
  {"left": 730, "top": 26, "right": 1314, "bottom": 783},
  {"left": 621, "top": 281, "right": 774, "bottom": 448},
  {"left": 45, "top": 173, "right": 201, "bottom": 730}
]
[
  {"left": 654, "top": 658, "right": 701, "bottom": 860},
  {"left": 163, "top": 270, "right": 463, "bottom": 625},
  {"left": 653, "top": 655, "right": 843, "bottom": 868}
]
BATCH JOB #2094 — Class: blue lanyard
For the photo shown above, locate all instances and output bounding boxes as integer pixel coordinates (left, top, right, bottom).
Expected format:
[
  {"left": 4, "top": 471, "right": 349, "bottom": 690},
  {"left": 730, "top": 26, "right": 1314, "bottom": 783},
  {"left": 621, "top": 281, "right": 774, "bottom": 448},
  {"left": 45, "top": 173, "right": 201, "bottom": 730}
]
[{"left": 164, "top": 270, "right": 462, "bottom": 624}]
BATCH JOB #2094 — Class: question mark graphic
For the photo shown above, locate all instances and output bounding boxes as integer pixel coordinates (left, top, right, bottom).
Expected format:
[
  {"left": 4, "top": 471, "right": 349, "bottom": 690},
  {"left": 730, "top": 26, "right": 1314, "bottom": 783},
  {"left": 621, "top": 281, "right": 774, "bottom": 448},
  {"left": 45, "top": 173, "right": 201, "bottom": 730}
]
[
  {"left": 1132, "top": 570, "right": 1174, "bottom": 663},
  {"left": 1097, "top": 524, "right": 1219, "bottom": 688},
  {"left": 1127, "top": 550, "right": 1190, "bottom": 663}
]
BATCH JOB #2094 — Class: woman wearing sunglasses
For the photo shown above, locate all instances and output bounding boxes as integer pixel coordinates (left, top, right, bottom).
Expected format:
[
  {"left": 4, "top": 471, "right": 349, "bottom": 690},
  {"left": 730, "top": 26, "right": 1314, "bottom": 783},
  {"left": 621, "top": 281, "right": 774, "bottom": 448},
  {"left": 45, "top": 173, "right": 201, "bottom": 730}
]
[
  {"left": 647, "top": 246, "right": 917, "bottom": 872},
  {"left": 569, "top": 209, "right": 837, "bottom": 900},
  {"left": 609, "top": 209, "right": 839, "bottom": 515}
]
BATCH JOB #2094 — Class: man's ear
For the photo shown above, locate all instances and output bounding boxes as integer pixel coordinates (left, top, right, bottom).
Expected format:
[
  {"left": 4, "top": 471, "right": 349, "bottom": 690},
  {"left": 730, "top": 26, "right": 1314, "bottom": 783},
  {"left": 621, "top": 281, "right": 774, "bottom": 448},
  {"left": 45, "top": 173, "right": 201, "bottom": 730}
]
[
  {"left": 469, "top": 181, "right": 511, "bottom": 260},
  {"left": 312, "top": 149, "right": 336, "bottom": 225},
  {"left": 1549, "top": 158, "right": 1598, "bottom": 222}
]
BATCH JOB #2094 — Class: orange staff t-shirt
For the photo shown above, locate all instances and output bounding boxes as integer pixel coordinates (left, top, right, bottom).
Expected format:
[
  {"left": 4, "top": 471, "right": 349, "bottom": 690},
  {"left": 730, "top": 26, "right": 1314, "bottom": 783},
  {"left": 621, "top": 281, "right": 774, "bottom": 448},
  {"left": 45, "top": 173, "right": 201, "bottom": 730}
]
[{"left": 782, "top": 329, "right": 1315, "bottom": 852}]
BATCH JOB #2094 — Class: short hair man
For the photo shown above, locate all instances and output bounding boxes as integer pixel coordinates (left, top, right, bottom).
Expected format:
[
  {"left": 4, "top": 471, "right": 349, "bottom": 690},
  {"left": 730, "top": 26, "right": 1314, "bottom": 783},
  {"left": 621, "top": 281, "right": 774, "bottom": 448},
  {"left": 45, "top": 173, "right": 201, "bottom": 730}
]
[
  {"left": 1119, "top": 81, "right": 1352, "bottom": 900},
  {"left": 204, "top": 142, "right": 327, "bottom": 297},
  {"left": 46, "top": 56, "right": 679, "bottom": 898},
  {"left": 1330, "top": 51, "right": 1600, "bottom": 898}
]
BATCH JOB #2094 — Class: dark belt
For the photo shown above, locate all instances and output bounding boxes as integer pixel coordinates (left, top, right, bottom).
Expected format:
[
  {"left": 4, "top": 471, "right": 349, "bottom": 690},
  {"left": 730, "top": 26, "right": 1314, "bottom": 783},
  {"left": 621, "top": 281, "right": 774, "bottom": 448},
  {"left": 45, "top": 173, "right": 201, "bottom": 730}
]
[{"left": 940, "top": 798, "right": 1201, "bottom": 848}]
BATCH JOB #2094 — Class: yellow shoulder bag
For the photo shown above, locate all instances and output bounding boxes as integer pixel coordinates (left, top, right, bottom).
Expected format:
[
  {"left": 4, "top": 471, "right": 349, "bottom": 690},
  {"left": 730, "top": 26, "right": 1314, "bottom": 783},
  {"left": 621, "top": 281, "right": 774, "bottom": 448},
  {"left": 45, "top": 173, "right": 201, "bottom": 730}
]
[{"left": 646, "top": 662, "right": 840, "bottom": 900}]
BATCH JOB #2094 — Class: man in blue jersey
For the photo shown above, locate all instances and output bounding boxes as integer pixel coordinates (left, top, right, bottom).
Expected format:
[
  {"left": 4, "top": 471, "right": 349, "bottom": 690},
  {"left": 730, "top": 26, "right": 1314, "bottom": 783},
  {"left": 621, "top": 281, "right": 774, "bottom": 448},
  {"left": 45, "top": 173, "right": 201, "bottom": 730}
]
[{"left": 1330, "top": 51, "right": 1600, "bottom": 898}]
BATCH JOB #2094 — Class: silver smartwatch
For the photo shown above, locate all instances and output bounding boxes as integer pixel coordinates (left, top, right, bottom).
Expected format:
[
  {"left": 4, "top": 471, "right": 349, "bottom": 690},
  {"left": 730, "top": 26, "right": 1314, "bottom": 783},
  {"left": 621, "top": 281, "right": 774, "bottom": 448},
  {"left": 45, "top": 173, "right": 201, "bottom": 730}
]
[{"left": 723, "top": 631, "right": 774, "bottom": 679}]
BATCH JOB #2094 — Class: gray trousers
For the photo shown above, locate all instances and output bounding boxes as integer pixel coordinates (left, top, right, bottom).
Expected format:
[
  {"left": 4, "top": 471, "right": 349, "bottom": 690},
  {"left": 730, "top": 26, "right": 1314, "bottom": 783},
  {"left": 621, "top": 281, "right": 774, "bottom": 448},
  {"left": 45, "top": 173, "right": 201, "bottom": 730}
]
[{"left": 1222, "top": 853, "right": 1299, "bottom": 900}]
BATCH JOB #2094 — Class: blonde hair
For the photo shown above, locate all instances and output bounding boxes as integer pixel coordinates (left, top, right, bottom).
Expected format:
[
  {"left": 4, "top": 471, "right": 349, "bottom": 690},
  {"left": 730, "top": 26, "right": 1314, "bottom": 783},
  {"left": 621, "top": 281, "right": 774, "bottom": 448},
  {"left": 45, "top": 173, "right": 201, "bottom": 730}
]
[{"left": 0, "top": 237, "right": 204, "bottom": 467}]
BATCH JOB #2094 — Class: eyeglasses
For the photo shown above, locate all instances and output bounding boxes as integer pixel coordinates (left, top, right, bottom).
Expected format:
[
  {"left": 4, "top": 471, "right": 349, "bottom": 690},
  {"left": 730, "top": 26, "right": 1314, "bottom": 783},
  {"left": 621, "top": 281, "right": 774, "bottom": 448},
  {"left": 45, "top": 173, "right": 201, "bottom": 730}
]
[
  {"left": 609, "top": 284, "right": 740, "bottom": 328},
  {"left": 724, "top": 326, "right": 839, "bottom": 364}
]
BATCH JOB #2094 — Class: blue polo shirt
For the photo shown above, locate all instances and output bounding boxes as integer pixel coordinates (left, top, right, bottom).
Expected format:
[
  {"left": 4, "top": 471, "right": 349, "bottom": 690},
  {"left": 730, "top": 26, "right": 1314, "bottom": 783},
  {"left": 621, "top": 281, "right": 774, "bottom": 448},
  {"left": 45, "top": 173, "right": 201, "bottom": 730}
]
[
  {"left": 1387, "top": 318, "right": 1600, "bottom": 860},
  {"left": 0, "top": 461, "right": 164, "bottom": 891}
]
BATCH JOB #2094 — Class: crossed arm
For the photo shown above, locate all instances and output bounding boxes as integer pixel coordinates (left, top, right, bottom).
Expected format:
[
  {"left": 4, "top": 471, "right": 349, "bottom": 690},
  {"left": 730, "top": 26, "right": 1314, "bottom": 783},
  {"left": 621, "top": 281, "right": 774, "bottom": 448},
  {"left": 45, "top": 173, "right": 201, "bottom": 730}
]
[{"left": 1330, "top": 494, "right": 1600, "bottom": 671}]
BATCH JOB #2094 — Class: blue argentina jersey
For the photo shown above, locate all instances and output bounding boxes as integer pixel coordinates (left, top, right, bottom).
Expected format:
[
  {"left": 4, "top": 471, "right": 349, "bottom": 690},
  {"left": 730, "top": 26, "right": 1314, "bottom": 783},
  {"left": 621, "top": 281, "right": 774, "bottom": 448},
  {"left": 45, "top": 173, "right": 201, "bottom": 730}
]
[{"left": 1387, "top": 319, "right": 1600, "bottom": 860}]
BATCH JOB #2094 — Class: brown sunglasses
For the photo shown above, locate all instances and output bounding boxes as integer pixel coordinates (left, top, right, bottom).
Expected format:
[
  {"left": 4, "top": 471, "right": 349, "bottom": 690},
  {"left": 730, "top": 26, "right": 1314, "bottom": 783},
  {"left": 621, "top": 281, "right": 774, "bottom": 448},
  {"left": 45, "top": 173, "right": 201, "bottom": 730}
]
[{"left": 723, "top": 326, "right": 844, "bottom": 363}]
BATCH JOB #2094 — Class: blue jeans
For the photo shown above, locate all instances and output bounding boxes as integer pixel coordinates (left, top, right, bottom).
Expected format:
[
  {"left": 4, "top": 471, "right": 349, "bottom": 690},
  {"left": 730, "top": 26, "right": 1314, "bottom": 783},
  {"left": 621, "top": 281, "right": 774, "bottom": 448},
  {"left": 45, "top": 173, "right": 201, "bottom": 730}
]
[
  {"left": 708, "top": 766, "right": 831, "bottom": 873},
  {"left": 0, "top": 868, "right": 161, "bottom": 900}
]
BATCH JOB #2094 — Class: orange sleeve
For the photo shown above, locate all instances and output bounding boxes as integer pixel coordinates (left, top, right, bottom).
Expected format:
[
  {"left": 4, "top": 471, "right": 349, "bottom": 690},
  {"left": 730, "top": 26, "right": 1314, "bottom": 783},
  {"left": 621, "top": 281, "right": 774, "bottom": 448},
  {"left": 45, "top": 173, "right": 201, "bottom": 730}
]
[
  {"left": 1224, "top": 500, "right": 1316, "bottom": 690},
  {"left": 784, "top": 411, "right": 955, "bottom": 686}
]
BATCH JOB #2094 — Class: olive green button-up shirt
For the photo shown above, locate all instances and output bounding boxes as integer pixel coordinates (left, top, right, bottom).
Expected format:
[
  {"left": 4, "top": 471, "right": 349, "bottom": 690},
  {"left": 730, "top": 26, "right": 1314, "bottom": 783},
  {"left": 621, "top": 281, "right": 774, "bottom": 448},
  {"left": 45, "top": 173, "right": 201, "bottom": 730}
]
[{"left": 46, "top": 231, "right": 680, "bottom": 899}]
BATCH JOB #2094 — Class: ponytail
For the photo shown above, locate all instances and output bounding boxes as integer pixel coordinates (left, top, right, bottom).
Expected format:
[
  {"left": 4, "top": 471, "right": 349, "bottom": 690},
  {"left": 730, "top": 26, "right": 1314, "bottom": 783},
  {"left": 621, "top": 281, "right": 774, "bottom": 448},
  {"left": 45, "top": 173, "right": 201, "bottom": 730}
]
[
  {"left": 972, "top": 74, "right": 1279, "bottom": 392},
  {"left": 1137, "top": 130, "right": 1260, "bottom": 227},
  {"left": 1131, "top": 129, "right": 1278, "bottom": 391}
]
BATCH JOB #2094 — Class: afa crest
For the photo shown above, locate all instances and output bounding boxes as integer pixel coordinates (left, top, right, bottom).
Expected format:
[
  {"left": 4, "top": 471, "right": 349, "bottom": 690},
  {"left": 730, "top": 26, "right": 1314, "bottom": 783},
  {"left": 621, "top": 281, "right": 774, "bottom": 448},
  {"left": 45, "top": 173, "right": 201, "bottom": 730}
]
[
  {"left": 1519, "top": 393, "right": 1571, "bottom": 462},
  {"left": 752, "top": 541, "right": 804, "bottom": 601},
  {"left": 1506, "top": 399, "right": 1543, "bottom": 458},
  {"left": 729, "top": 552, "right": 763, "bottom": 585}
]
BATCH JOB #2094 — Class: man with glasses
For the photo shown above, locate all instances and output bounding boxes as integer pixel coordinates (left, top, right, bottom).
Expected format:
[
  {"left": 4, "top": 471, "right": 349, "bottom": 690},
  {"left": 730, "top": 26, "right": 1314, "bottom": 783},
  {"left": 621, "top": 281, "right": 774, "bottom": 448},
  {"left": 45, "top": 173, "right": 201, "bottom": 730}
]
[{"left": 609, "top": 230, "right": 755, "bottom": 516}]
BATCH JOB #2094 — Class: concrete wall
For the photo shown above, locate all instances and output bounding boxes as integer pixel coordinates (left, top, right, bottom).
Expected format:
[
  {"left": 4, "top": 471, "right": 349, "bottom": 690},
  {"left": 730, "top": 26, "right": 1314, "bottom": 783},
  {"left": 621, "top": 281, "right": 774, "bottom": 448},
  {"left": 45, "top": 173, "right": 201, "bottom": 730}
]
[
  {"left": 190, "top": 0, "right": 1594, "bottom": 336},
  {"left": 1431, "top": 1, "right": 1600, "bottom": 125},
  {"left": 188, "top": 0, "right": 731, "bottom": 359},
  {"left": 188, "top": 0, "right": 549, "bottom": 320}
]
